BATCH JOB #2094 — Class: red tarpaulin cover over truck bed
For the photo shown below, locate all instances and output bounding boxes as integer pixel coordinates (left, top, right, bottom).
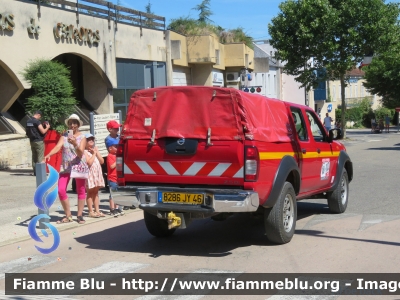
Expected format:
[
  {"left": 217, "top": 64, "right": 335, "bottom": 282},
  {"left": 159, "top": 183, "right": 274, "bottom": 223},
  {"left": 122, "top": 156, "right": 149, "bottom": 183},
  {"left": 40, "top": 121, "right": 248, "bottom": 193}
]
[{"left": 123, "top": 86, "right": 292, "bottom": 143}]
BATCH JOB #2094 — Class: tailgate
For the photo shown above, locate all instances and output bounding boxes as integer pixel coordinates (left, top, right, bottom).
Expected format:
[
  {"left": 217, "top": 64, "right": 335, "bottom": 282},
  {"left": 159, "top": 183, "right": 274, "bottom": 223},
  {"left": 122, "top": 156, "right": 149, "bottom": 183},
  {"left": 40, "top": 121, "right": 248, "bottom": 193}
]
[{"left": 123, "top": 138, "right": 244, "bottom": 186}]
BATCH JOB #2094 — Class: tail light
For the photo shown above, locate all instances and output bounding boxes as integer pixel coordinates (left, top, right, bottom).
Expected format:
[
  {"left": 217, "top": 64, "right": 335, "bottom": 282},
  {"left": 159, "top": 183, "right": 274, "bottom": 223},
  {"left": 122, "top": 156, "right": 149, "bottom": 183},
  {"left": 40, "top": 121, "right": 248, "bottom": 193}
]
[
  {"left": 244, "top": 146, "right": 259, "bottom": 182},
  {"left": 116, "top": 143, "right": 124, "bottom": 178}
]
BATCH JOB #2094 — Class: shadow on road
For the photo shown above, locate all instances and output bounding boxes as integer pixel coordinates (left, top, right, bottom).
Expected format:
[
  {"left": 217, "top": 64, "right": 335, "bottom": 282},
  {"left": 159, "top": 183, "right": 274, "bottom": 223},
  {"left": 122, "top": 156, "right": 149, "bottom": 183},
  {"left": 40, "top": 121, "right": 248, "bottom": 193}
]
[
  {"left": 366, "top": 146, "right": 400, "bottom": 151},
  {"left": 74, "top": 202, "right": 335, "bottom": 257},
  {"left": 75, "top": 213, "right": 271, "bottom": 257},
  {"left": 296, "top": 230, "right": 400, "bottom": 247}
]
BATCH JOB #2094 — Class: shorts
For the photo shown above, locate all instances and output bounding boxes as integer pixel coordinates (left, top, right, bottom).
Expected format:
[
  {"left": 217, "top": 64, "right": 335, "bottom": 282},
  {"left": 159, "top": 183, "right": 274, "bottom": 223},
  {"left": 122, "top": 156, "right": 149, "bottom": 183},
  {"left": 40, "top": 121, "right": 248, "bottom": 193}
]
[{"left": 108, "top": 180, "right": 118, "bottom": 199}]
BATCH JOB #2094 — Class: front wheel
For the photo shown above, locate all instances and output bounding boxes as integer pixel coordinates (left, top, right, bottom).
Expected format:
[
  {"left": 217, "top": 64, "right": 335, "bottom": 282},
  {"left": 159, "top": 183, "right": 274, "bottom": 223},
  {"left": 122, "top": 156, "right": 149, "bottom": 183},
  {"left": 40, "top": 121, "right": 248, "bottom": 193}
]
[
  {"left": 264, "top": 182, "right": 297, "bottom": 244},
  {"left": 143, "top": 211, "right": 176, "bottom": 237},
  {"left": 327, "top": 169, "right": 349, "bottom": 213}
]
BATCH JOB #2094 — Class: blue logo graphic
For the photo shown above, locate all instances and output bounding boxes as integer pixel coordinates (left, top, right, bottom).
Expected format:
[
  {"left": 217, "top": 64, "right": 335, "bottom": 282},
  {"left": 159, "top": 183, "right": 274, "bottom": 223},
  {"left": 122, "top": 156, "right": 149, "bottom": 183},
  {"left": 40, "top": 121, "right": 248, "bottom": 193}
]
[
  {"left": 327, "top": 104, "right": 333, "bottom": 112},
  {"left": 28, "top": 165, "right": 60, "bottom": 254}
]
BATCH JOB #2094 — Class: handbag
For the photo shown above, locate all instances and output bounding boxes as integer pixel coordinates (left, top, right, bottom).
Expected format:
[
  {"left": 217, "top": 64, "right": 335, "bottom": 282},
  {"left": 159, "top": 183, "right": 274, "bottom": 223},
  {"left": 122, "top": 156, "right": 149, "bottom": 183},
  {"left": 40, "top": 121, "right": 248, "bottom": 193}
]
[
  {"left": 70, "top": 145, "right": 89, "bottom": 179},
  {"left": 70, "top": 159, "right": 89, "bottom": 179}
]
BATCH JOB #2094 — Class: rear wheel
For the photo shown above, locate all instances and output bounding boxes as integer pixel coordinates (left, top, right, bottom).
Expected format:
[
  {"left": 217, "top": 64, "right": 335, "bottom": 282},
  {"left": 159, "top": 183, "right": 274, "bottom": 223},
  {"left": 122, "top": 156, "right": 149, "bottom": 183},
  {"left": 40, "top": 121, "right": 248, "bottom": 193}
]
[
  {"left": 327, "top": 169, "right": 349, "bottom": 213},
  {"left": 264, "top": 182, "right": 297, "bottom": 244},
  {"left": 144, "top": 211, "right": 176, "bottom": 237}
]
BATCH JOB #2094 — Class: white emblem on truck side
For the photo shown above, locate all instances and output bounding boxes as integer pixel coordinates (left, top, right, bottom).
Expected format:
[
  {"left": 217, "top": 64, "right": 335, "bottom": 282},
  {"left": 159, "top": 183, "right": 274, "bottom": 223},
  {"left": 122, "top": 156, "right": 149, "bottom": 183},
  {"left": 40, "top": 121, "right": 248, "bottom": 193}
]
[{"left": 321, "top": 158, "right": 330, "bottom": 180}]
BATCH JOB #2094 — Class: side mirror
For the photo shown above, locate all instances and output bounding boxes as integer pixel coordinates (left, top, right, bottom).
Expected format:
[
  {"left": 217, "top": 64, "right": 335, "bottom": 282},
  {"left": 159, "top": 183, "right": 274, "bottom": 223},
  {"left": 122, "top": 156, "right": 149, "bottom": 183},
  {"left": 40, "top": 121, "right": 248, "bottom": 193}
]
[{"left": 328, "top": 128, "right": 343, "bottom": 142}]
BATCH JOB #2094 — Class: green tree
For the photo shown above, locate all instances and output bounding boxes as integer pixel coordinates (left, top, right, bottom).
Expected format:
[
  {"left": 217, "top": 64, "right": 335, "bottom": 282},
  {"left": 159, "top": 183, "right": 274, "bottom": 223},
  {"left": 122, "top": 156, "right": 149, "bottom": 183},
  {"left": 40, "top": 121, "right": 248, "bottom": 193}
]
[
  {"left": 168, "top": 0, "right": 253, "bottom": 49},
  {"left": 144, "top": 1, "right": 156, "bottom": 28},
  {"left": 363, "top": 38, "right": 400, "bottom": 108},
  {"left": 193, "top": 0, "right": 213, "bottom": 24},
  {"left": 268, "top": 0, "right": 400, "bottom": 138},
  {"left": 22, "top": 59, "right": 77, "bottom": 132}
]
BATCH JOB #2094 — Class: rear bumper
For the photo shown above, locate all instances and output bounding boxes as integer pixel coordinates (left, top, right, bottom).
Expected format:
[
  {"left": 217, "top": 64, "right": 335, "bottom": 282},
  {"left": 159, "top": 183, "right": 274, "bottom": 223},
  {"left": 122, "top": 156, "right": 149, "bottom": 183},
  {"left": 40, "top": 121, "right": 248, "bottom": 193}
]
[{"left": 113, "top": 186, "right": 259, "bottom": 216}]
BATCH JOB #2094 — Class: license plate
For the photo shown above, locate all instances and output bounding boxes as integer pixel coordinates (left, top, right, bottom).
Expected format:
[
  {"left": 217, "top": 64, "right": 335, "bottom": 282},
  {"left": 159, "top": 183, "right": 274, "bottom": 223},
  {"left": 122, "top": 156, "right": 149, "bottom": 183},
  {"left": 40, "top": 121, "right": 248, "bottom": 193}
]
[{"left": 159, "top": 192, "right": 204, "bottom": 205}]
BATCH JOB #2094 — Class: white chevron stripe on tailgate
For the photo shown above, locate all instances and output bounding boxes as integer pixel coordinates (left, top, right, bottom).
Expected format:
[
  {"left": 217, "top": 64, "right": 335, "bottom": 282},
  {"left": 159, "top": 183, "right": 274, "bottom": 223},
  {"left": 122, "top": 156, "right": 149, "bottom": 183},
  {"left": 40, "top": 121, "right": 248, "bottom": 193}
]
[
  {"left": 124, "top": 163, "right": 133, "bottom": 174},
  {"left": 183, "top": 162, "right": 206, "bottom": 176},
  {"left": 208, "top": 163, "right": 231, "bottom": 176},
  {"left": 232, "top": 166, "right": 244, "bottom": 178},
  {"left": 158, "top": 161, "right": 180, "bottom": 175},
  {"left": 135, "top": 161, "right": 156, "bottom": 174}
]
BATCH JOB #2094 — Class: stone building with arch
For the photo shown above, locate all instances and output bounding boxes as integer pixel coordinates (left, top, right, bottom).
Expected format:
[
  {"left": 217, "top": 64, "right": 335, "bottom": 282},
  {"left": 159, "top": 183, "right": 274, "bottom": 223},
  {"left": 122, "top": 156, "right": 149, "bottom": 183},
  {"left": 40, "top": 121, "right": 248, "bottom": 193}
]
[{"left": 0, "top": 0, "right": 168, "bottom": 168}]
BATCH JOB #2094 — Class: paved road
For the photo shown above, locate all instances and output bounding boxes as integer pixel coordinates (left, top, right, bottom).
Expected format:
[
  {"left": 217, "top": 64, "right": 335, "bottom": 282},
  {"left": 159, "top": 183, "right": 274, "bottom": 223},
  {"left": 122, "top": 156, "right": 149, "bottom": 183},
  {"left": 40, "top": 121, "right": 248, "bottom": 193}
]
[{"left": 0, "top": 128, "right": 399, "bottom": 299}]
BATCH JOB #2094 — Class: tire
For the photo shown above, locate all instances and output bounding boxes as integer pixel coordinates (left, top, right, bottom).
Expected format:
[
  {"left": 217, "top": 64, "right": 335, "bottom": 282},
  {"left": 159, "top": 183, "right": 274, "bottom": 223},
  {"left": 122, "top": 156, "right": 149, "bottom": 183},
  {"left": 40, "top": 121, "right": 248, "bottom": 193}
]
[
  {"left": 264, "top": 182, "right": 297, "bottom": 244},
  {"left": 327, "top": 169, "right": 349, "bottom": 213},
  {"left": 143, "top": 211, "right": 176, "bottom": 237}
]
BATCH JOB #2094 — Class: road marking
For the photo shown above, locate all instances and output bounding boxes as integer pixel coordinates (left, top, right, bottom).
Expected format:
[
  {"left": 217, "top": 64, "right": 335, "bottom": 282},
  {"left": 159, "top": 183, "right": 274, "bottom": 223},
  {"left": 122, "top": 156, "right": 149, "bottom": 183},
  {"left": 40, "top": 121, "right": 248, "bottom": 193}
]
[
  {"left": 79, "top": 261, "right": 148, "bottom": 273},
  {"left": 0, "top": 291, "right": 75, "bottom": 300},
  {"left": 0, "top": 255, "right": 57, "bottom": 280},
  {"left": 358, "top": 215, "right": 400, "bottom": 231},
  {"left": 301, "top": 213, "right": 358, "bottom": 230},
  {"left": 135, "top": 269, "right": 241, "bottom": 300}
]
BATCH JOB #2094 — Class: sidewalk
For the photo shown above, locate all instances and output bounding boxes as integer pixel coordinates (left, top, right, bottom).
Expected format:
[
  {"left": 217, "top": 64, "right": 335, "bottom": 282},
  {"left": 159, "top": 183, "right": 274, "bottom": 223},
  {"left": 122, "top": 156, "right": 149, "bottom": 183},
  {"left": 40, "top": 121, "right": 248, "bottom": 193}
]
[{"left": 0, "top": 167, "right": 139, "bottom": 247}]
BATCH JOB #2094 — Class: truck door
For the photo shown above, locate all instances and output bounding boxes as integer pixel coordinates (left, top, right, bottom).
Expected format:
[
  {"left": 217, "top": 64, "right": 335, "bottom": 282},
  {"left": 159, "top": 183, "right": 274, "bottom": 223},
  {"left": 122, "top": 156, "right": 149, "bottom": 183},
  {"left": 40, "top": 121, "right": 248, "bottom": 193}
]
[
  {"left": 304, "top": 109, "right": 337, "bottom": 190},
  {"left": 290, "top": 106, "right": 317, "bottom": 193}
]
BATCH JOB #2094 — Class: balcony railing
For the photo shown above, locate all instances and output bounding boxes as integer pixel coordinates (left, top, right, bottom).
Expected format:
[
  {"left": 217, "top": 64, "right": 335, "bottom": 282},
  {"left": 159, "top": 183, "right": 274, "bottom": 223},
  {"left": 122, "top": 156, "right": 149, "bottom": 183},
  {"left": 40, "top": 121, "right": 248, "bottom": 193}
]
[{"left": 21, "top": 0, "right": 166, "bottom": 31}]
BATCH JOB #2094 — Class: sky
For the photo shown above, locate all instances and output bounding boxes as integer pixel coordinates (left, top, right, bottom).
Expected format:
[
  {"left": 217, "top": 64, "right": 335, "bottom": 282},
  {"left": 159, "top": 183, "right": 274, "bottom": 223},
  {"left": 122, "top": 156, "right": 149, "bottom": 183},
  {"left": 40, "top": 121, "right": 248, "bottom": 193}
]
[{"left": 118, "top": 0, "right": 283, "bottom": 40}]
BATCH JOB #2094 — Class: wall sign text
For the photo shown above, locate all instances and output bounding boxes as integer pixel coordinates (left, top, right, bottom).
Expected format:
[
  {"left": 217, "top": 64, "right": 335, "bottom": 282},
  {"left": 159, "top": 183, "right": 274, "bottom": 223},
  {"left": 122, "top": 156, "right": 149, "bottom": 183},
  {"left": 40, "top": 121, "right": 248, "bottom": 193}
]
[
  {"left": 54, "top": 22, "right": 100, "bottom": 45},
  {"left": 0, "top": 12, "right": 15, "bottom": 31},
  {"left": 27, "top": 18, "right": 40, "bottom": 35}
]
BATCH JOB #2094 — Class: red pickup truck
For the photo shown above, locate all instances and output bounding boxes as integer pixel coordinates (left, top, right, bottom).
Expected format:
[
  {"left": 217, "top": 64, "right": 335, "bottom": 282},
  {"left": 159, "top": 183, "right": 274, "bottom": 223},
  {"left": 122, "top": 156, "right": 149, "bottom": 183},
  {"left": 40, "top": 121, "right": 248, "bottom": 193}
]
[{"left": 114, "top": 86, "right": 353, "bottom": 244}]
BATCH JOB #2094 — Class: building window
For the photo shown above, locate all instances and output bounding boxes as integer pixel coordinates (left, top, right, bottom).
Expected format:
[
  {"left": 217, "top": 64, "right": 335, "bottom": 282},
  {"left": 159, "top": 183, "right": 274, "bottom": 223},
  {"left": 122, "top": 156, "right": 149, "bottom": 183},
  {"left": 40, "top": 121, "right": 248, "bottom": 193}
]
[
  {"left": 333, "top": 86, "right": 336, "bottom": 101},
  {"left": 116, "top": 59, "right": 166, "bottom": 119},
  {"left": 268, "top": 74, "right": 271, "bottom": 94},
  {"left": 215, "top": 49, "right": 220, "bottom": 65},
  {"left": 0, "top": 115, "right": 16, "bottom": 135}
]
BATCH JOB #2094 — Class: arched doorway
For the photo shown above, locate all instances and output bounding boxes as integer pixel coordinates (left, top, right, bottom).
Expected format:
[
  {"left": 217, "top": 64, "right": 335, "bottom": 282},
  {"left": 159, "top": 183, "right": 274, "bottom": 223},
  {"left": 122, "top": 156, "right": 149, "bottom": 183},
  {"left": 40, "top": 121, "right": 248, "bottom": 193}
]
[
  {"left": 7, "top": 53, "right": 112, "bottom": 131},
  {"left": 0, "top": 60, "right": 25, "bottom": 135},
  {"left": 52, "top": 53, "right": 113, "bottom": 125}
]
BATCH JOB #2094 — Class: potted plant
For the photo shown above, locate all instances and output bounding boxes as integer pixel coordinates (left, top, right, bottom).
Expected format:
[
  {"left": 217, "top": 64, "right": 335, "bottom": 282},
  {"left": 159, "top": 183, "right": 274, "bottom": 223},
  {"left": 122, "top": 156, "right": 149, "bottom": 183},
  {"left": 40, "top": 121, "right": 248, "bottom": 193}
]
[{"left": 22, "top": 59, "right": 77, "bottom": 171}]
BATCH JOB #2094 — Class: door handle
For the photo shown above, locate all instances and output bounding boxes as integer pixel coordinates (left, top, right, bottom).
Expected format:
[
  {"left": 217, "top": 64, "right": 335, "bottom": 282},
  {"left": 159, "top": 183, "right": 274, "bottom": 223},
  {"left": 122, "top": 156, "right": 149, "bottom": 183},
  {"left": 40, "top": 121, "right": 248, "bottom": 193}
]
[
  {"left": 317, "top": 148, "right": 321, "bottom": 154},
  {"left": 301, "top": 149, "right": 306, "bottom": 154}
]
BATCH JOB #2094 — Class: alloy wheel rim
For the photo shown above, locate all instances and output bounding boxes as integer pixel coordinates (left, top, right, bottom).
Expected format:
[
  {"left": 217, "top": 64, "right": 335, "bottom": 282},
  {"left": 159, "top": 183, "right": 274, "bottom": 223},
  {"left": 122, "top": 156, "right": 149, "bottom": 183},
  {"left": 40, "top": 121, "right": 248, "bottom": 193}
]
[
  {"left": 283, "top": 194, "right": 294, "bottom": 232},
  {"left": 340, "top": 177, "right": 348, "bottom": 205}
]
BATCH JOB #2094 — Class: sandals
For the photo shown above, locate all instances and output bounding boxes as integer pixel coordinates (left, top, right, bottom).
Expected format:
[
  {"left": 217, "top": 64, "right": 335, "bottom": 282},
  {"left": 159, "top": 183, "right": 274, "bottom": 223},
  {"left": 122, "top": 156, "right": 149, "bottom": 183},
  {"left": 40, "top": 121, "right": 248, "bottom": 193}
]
[
  {"left": 76, "top": 216, "right": 85, "bottom": 224},
  {"left": 57, "top": 216, "right": 73, "bottom": 224},
  {"left": 88, "top": 211, "right": 99, "bottom": 218},
  {"left": 96, "top": 212, "right": 106, "bottom": 217}
]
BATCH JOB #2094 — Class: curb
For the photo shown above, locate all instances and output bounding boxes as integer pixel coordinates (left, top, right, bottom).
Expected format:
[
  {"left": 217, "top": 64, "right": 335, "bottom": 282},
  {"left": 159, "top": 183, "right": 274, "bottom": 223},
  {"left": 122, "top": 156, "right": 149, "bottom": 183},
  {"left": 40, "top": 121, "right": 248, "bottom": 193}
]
[{"left": 0, "top": 208, "right": 141, "bottom": 248}]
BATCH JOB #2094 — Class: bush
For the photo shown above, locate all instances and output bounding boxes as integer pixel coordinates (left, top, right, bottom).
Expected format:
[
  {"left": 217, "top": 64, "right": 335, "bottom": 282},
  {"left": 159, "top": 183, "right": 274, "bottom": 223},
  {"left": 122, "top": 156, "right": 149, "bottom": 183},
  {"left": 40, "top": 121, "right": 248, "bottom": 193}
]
[
  {"left": 22, "top": 59, "right": 77, "bottom": 132},
  {"left": 336, "top": 98, "right": 377, "bottom": 128},
  {"left": 374, "top": 107, "right": 394, "bottom": 124}
]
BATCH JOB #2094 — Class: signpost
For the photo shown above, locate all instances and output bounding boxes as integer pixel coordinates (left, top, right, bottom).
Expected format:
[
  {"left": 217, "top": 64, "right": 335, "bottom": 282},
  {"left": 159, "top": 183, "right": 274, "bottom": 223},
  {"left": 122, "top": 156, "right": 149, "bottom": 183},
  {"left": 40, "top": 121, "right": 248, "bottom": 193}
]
[{"left": 90, "top": 112, "right": 121, "bottom": 157}]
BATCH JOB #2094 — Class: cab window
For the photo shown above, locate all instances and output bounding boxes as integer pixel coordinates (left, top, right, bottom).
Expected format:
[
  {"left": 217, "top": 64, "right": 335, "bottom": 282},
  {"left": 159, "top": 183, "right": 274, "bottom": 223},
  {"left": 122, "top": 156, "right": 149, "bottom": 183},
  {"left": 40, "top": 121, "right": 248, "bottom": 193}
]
[
  {"left": 306, "top": 110, "right": 326, "bottom": 142},
  {"left": 290, "top": 107, "right": 308, "bottom": 141}
]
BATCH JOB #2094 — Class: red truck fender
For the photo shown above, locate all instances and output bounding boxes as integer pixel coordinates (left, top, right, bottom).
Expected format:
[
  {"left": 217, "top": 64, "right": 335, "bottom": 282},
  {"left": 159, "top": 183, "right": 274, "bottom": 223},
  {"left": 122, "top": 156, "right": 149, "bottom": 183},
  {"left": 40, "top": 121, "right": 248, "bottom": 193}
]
[
  {"left": 261, "top": 155, "right": 301, "bottom": 208},
  {"left": 328, "top": 150, "right": 353, "bottom": 192}
]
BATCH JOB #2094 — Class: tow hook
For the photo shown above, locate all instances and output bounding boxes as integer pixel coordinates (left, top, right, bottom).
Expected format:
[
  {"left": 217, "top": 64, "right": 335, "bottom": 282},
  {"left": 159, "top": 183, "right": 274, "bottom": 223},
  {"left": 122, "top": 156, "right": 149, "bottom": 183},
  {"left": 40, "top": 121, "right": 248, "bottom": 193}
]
[{"left": 167, "top": 212, "right": 181, "bottom": 229}]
